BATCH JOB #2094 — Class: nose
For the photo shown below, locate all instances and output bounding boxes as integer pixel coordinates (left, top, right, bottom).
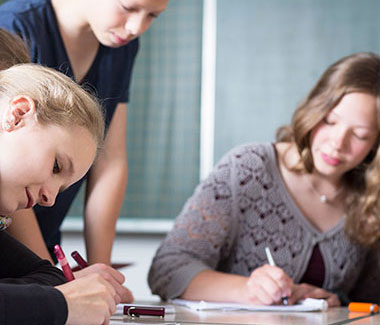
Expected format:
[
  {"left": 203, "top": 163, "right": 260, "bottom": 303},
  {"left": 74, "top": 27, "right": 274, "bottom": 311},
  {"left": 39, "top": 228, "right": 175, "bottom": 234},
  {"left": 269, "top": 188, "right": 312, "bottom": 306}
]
[
  {"left": 124, "top": 13, "right": 149, "bottom": 37},
  {"left": 332, "top": 127, "right": 349, "bottom": 151},
  {"left": 38, "top": 184, "right": 59, "bottom": 207}
]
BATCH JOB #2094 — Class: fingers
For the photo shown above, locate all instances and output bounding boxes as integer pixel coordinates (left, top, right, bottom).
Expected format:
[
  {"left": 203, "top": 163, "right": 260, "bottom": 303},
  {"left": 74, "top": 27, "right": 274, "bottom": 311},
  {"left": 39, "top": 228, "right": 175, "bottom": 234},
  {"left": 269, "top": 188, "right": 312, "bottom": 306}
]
[
  {"left": 55, "top": 273, "right": 118, "bottom": 325},
  {"left": 290, "top": 283, "right": 341, "bottom": 307},
  {"left": 76, "top": 263, "right": 125, "bottom": 284},
  {"left": 246, "top": 265, "right": 293, "bottom": 305},
  {"left": 74, "top": 263, "right": 133, "bottom": 303},
  {"left": 247, "top": 279, "right": 276, "bottom": 305},
  {"left": 120, "top": 287, "right": 134, "bottom": 303},
  {"left": 326, "top": 294, "right": 341, "bottom": 307}
]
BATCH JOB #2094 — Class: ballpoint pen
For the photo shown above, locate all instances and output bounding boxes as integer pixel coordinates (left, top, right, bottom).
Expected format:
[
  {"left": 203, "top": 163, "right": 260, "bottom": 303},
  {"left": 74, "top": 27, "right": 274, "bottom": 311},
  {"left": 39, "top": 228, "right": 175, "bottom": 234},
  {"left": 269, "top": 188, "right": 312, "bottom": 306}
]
[{"left": 265, "top": 246, "right": 289, "bottom": 305}]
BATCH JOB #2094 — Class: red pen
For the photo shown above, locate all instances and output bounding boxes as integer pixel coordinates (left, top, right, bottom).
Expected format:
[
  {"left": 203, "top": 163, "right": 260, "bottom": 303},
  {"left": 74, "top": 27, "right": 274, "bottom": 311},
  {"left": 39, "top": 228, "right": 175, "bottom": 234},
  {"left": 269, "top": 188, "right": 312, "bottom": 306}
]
[
  {"left": 71, "top": 250, "right": 89, "bottom": 269},
  {"left": 54, "top": 244, "right": 75, "bottom": 282}
]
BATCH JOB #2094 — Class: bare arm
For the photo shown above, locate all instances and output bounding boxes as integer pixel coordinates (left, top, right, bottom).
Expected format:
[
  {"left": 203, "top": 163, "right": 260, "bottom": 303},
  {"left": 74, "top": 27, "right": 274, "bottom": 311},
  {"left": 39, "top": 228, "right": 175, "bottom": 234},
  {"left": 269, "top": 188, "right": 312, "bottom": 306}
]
[
  {"left": 7, "top": 208, "right": 54, "bottom": 264},
  {"left": 182, "top": 265, "right": 293, "bottom": 305},
  {"left": 181, "top": 270, "right": 249, "bottom": 302},
  {"left": 84, "top": 103, "right": 128, "bottom": 265}
]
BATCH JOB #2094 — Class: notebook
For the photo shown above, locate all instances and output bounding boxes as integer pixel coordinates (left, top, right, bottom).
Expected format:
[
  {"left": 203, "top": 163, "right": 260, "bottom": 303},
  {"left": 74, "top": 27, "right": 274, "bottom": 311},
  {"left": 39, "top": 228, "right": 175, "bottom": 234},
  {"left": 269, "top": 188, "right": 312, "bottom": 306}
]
[{"left": 171, "top": 298, "right": 328, "bottom": 312}]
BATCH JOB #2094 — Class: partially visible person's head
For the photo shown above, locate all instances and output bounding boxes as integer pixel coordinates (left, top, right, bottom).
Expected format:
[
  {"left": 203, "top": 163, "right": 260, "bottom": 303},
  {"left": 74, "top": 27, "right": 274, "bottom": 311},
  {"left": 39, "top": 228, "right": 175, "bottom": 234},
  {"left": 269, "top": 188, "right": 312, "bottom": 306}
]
[
  {"left": 0, "top": 64, "right": 105, "bottom": 216},
  {"left": 0, "top": 28, "right": 30, "bottom": 69},
  {"left": 80, "top": 0, "right": 169, "bottom": 47},
  {"left": 277, "top": 52, "right": 380, "bottom": 246}
]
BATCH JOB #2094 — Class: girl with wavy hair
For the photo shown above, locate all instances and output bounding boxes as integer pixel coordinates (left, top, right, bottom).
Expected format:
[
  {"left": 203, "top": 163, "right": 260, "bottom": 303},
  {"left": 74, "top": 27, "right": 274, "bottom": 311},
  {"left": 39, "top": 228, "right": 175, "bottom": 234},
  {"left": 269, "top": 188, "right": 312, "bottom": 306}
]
[{"left": 149, "top": 52, "right": 380, "bottom": 307}]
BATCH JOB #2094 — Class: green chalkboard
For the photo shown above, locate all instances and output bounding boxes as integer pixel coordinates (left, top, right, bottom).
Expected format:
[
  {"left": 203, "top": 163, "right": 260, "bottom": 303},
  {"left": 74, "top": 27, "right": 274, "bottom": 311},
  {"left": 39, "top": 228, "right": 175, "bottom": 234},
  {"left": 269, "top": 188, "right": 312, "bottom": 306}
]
[{"left": 215, "top": 0, "right": 380, "bottom": 162}]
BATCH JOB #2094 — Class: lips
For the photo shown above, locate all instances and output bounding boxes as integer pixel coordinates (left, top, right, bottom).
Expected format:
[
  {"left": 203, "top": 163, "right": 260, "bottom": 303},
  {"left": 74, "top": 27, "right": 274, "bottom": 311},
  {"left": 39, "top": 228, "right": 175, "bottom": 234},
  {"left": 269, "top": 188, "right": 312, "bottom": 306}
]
[
  {"left": 321, "top": 152, "right": 341, "bottom": 166},
  {"left": 25, "top": 189, "right": 34, "bottom": 209},
  {"left": 112, "top": 33, "right": 130, "bottom": 45}
]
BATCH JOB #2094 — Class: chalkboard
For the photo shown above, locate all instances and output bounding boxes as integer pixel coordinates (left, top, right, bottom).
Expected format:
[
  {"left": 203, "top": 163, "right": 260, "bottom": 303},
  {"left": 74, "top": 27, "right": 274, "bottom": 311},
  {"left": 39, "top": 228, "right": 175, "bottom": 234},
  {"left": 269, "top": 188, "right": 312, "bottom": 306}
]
[{"left": 214, "top": 0, "right": 380, "bottom": 162}]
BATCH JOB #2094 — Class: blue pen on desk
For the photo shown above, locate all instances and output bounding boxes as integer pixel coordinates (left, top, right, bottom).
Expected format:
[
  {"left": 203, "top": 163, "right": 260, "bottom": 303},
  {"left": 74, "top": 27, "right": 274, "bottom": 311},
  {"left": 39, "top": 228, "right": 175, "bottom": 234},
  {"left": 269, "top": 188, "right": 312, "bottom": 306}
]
[{"left": 265, "top": 246, "right": 289, "bottom": 305}]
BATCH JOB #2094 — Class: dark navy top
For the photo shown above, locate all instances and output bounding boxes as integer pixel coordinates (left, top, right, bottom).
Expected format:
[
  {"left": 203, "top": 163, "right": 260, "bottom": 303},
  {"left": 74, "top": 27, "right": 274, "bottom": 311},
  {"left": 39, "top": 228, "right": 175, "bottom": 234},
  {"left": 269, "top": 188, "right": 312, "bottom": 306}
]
[{"left": 0, "top": 0, "right": 139, "bottom": 262}]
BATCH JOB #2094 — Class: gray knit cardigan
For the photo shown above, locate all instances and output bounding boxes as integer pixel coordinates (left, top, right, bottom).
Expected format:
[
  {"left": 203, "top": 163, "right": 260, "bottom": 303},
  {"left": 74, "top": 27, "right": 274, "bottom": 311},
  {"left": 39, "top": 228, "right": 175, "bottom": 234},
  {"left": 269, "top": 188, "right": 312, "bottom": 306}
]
[{"left": 148, "top": 143, "right": 380, "bottom": 303}]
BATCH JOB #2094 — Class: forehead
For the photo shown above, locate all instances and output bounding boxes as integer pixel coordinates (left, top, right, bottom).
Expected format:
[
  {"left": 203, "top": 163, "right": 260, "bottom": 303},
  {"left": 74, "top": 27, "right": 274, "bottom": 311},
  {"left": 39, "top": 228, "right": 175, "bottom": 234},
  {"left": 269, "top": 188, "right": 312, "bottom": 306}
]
[
  {"left": 330, "top": 92, "right": 378, "bottom": 128},
  {"left": 120, "top": 0, "right": 168, "bottom": 11}
]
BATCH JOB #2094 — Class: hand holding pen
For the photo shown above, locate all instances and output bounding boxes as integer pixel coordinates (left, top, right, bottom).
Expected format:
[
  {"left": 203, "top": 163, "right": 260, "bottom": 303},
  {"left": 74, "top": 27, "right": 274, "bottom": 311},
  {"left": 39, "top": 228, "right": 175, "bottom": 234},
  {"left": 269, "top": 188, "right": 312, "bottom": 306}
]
[
  {"left": 265, "top": 247, "right": 289, "bottom": 305},
  {"left": 70, "top": 250, "right": 134, "bottom": 303},
  {"left": 243, "top": 247, "right": 293, "bottom": 305}
]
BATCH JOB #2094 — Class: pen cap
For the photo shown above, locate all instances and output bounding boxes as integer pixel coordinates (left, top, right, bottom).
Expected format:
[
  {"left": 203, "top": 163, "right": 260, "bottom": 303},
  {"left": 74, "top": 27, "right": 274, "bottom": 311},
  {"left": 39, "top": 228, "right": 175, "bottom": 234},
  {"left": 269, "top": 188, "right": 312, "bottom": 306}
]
[
  {"left": 348, "top": 302, "right": 379, "bottom": 313},
  {"left": 54, "top": 244, "right": 66, "bottom": 260}
]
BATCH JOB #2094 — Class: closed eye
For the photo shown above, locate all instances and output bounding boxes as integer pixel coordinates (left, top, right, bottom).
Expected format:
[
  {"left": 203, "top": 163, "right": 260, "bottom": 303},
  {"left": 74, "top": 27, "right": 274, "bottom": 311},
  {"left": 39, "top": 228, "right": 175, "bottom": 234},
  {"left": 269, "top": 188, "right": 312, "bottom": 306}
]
[
  {"left": 121, "top": 5, "right": 136, "bottom": 12},
  {"left": 53, "top": 159, "right": 61, "bottom": 174},
  {"left": 323, "top": 117, "right": 335, "bottom": 125},
  {"left": 353, "top": 133, "right": 370, "bottom": 140}
]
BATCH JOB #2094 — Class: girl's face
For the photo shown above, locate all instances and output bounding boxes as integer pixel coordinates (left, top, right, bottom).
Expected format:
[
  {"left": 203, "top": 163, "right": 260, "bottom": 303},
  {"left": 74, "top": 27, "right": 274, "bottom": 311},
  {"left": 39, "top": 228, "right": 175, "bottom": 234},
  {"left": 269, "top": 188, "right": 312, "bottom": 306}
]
[
  {"left": 84, "top": 0, "right": 168, "bottom": 47},
  {"left": 310, "top": 92, "right": 379, "bottom": 182},
  {"left": 0, "top": 96, "right": 97, "bottom": 215}
]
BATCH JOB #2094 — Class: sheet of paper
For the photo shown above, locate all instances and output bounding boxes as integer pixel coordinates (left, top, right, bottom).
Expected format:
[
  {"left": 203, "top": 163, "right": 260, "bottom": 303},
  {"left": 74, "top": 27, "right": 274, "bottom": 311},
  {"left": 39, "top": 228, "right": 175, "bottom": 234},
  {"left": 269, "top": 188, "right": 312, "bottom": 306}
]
[{"left": 171, "top": 298, "right": 328, "bottom": 312}]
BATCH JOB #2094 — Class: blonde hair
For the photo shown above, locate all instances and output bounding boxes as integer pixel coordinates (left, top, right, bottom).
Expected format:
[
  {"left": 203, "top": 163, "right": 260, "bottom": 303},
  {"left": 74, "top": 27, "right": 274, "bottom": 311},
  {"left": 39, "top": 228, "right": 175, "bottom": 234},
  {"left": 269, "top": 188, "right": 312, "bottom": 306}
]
[
  {"left": 276, "top": 52, "right": 380, "bottom": 247},
  {"left": 0, "top": 28, "right": 30, "bottom": 69},
  {"left": 0, "top": 64, "right": 105, "bottom": 148}
]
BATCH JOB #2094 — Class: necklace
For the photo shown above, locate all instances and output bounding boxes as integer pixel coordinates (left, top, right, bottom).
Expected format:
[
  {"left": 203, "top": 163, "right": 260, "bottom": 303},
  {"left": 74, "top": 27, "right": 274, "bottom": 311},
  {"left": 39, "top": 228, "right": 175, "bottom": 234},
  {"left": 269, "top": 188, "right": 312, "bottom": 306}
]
[{"left": 306, "top": 177, "right": 343, "bottom": 204}]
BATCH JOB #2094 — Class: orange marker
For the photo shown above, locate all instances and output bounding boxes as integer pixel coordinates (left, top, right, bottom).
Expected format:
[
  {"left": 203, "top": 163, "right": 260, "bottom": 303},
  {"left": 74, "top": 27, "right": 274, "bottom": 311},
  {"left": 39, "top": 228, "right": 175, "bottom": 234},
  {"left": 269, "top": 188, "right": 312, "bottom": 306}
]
[{"left": 348, "top": 302, "right": 379, "bottom": 313}]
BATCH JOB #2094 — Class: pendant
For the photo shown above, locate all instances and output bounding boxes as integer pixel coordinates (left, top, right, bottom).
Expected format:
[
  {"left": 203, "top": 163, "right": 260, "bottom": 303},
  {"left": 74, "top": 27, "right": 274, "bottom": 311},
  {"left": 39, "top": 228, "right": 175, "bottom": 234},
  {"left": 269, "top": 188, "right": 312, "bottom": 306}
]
[{"left": 320, "top": 195, "right": 327, "bottom": 204}]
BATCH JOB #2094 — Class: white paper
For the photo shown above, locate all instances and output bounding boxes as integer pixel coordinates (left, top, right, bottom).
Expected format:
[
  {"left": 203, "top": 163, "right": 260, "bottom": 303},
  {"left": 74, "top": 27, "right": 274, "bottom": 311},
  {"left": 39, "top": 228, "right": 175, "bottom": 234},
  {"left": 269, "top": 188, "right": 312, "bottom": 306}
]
[{"left": 171, "top": 298, "right": 328, "bottom": 312}]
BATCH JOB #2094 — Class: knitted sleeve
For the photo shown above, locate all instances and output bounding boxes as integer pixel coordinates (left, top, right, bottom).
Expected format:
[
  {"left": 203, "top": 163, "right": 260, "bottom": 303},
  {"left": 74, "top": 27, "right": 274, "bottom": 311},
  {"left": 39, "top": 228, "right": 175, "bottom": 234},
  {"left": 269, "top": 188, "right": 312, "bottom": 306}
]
[{"left": 148, "top": 149, "right": 237, "bottom": 300}]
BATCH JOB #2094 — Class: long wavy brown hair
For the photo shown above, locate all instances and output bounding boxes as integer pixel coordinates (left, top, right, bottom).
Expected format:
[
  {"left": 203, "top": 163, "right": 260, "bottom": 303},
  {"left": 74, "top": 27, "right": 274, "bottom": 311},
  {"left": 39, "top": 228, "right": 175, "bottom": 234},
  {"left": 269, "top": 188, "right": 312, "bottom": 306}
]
[{"left": 276, "top": 52, "right": 380, "bottom": 247}]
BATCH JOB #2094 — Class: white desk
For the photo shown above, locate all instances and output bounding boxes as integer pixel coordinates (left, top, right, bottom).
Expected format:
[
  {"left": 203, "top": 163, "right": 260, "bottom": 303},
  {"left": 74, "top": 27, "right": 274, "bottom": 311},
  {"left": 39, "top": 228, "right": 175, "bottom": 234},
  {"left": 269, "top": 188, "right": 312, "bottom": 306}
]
[
  {"left": 348, "top": 313, "right": 380, "bottom": 324},
  {"left": 110, "top": 303, "right": 379, "bottom": 325}
]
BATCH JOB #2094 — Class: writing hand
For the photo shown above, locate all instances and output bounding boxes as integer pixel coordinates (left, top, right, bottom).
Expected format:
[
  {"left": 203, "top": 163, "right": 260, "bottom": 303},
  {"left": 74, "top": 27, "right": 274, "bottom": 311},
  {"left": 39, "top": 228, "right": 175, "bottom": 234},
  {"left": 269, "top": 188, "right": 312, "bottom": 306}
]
[
  {"left": 56, "top": 273, "right": 117, "bottom": 325},
  {"left": 244, "top": 264, "right": 293, "bottom": 305},
  {"left": 74, "top": 263, "right": 133, "bottom": 303}
]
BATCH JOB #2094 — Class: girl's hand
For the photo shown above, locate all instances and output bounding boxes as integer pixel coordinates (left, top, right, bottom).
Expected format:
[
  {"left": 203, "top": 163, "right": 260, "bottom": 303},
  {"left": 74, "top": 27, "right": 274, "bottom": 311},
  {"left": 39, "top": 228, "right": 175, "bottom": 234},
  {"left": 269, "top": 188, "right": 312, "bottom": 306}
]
[
  {"left": 243, "top": 264, "right": 293, "bottom": 305},
  {"left": 74, "top": 263, "right": 133, "bottom": 303},
  {"left": 289, "top": 283, "right": 340, "bottom": 307},
  {"left": 56, "top": 273, "right": 117, "bottom": 325}
]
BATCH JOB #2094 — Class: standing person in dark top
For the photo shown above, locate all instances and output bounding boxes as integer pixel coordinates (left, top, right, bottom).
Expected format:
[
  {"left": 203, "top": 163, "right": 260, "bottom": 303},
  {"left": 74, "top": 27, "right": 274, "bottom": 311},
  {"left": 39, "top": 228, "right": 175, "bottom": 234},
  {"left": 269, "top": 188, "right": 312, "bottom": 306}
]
[
  {"left": 149, "top": 53, "right": 380, "bottom": 307},
  {"left": 0, "top": 0, "right": 169, "bottom": 271}
]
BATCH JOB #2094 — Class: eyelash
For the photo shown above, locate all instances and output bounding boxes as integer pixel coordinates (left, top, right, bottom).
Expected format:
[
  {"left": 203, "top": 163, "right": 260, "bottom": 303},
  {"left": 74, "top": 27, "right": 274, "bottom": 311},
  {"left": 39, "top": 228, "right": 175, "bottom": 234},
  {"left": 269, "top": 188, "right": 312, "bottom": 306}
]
[
  {"left": 121, "top": 6, "right": 158, "bottom": 18},
  {"left": 323, "top": 117, "right": 334, "bottom": 125},
  {"left": 353, "top": 134, "right": 368, "bottom": 141},
  {"left": 122, "top": 5, "right": 134, "bottom": 12},
  {"left": 53, "top": 159, "right": 61, "bottom": 174}
]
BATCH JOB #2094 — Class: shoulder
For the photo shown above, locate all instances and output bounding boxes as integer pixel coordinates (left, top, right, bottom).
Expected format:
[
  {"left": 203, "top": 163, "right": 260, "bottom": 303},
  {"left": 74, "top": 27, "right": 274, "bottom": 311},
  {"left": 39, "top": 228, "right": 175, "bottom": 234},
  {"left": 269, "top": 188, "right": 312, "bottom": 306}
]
[
  {"left": 219, "top": 142, "right": 275, "bottom": 169},
  {"left": 0, "top": 0, "right": 52, "bottom": 37},
  {"left": 0, "top": 0, "right": 48, "bottom": 18}
]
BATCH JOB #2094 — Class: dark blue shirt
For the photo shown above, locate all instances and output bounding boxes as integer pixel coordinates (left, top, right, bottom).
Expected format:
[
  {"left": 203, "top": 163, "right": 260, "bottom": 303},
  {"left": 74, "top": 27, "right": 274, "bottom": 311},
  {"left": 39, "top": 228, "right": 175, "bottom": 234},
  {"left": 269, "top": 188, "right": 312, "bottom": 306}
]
[{"left": 0, "top": 0, "right": 139, "bottom": 262}]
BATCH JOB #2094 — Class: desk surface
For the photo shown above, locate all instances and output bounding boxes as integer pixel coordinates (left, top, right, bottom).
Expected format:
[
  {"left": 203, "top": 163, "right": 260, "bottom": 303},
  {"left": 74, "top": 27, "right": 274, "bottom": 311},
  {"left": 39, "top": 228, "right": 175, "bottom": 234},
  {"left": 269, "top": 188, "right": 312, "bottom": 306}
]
[{"left": 110, "top": 302, "right": 379, "bottom": 325}]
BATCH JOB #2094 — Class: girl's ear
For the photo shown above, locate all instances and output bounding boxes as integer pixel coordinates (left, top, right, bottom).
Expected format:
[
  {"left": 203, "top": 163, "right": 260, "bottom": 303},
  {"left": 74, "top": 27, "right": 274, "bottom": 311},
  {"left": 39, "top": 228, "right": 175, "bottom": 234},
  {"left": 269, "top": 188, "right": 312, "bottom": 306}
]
[{"left": 2, "top": 95, "right": 36, "bottom": 131}]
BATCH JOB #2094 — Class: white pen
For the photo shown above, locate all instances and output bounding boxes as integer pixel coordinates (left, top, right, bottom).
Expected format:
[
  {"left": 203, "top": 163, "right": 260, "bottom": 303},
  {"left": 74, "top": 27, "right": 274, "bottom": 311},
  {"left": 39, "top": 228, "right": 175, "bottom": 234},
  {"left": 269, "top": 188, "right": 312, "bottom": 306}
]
[{"left": 265, "top": 246, "right": 289, "bottom": 305}]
